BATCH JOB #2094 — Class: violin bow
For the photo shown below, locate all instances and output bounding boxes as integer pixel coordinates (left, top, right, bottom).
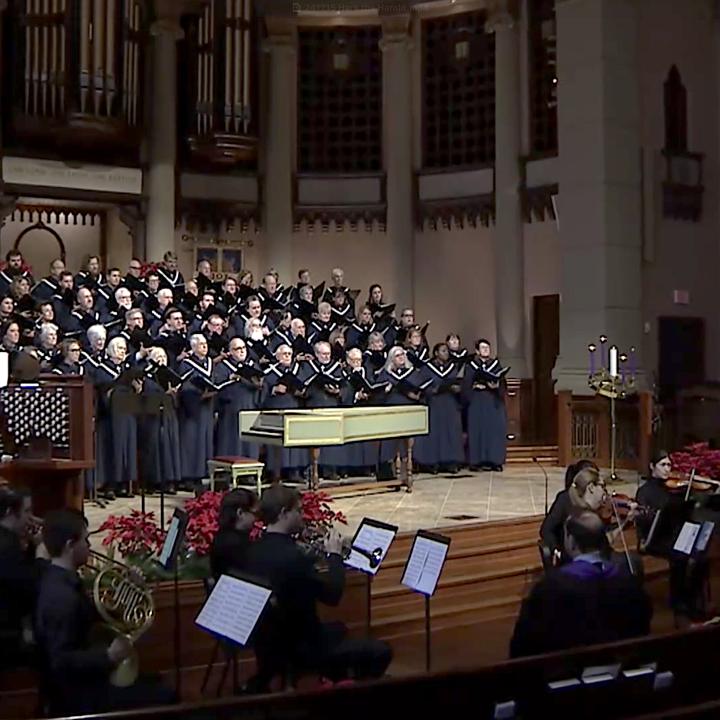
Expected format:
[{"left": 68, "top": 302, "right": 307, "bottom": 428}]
[{"left": 609, "top": 495, "right": 635, "bottom": 576}]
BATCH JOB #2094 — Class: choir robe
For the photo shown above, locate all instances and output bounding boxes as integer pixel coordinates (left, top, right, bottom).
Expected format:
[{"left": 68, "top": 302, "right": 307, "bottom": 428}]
[
  {"left": 413, "top": 361, "right": 464, "bottom": 470},
  {"left": 177, "top": 354, "right": 215, "bottom": 482},
  {"left": 80, "top": 351, "right": 106, "bottom": 381},
  {"left": 260, "top": 363, "right": 309, "bottom": 478},
  {"left": 341, "top": 367, "right": 379, "bottom": 473},
  {"left": 212, "top": 358, "right": 261, "bottom": 459},
  {"left": 375, "top": 365, "right": 425, "bottom": 463},
  {"left": 31, "top": 276, "right": 60, "bottom": 303},
  {"left": 307, "top": 319, "right": 338, "bottom": 345},
  {"left": 93, "top": 360, "right": 138, "bottom": 492},
  {"left": 156, "top": 267, "right": 185, "bottom": 300},
  {"left": 139, "top": 376, "right": 182, "bottom": 490},
  {"left": 462, "top": 358, "right": 507, "bottom": 469},
  {"left": 300, "top": 359, "right": 346, "bottom": 472},
  {"left": 345, "top": 322, "right": 376, "bottom": 351},
  {"left": 51, "top": 360, "right": 84, "bottom": 376},
  {"left": 246, "top": 338, "right": 275, "bottom": 368}
]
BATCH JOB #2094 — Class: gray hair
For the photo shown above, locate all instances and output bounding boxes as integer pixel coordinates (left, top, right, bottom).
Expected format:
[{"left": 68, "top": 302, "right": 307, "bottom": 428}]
[
  {"left": 275, "top": 343, "right": 292, "bottom": 359},
  {"left": 125, "top": 308, "right": 143, "bottom": 323},
  {"left": 314, "top": 341, "right": 331, "bottom": 355},
  {"left": 367, "top": 331, "right": 385, "bottom": 347},
  {"left": 86, "top": 324, "right": 107, "bottom": 346},
  {"left": 38, "top": 323, "right": 59, "bottom": 344},
  {"left": 189, "top": 333, "right": 206, "bottom": 351},
  {"left": 384, "top": 346, "right": 411, "bottom": 372},
  {"left": 106, "top": 336, "right": 127, "bottom": 360},
  {"left": 244, "top": 317, "right": 262, "bottom": 336}
]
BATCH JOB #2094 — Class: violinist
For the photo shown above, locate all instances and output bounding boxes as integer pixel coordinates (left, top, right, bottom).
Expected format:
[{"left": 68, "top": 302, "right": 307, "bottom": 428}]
[
  {"left": 636, "top": 450, "right": 710, "bottom": 622},
  {"left": 210, "top": 488, "right": 258, "bottom": 581},
  {"left": 540, "top": 459, "right": 598, "bottom": 564}
]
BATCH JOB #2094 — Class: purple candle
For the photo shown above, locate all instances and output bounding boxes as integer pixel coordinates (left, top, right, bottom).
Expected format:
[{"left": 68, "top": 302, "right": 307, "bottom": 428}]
[
  {"left": 630, "top": 346, "right": 637, "bottom": 376},
  {"left": 599, "top": 335, "right": 608, "bottom": 371},
  {"left": 588, "top": 344, "right": 596, "bottom": 375}
]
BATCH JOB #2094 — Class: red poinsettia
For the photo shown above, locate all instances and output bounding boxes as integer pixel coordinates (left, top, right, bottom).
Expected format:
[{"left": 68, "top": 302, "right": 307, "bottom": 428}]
[
  {"left": 670, "top": 442, "right": 720, "bottom": 479},
  {"left": 0, "top": 260, "right": 33, "bottom": 276},
  {"left": 97, "top": 510, "right": 166, "bottom": 559},
  {"left": 140, "top": 261, "right": 159, "bottom": 278}
]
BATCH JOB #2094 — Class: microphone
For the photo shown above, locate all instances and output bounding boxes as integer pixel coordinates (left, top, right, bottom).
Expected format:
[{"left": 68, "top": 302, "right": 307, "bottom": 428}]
[{"left": 533, "top": 456, "right": 550, "bottom": 515}]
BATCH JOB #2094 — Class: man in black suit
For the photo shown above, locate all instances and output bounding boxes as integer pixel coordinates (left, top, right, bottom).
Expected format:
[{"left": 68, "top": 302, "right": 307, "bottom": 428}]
[
  {"left": 510, "top": 511, "right": 652, "bottom": 658},
  {"left": 245, "top": 485, "right": 392, "bottom": 687},
  {"left": 0, "top": 486, "right": 45, "bottom": 670}
]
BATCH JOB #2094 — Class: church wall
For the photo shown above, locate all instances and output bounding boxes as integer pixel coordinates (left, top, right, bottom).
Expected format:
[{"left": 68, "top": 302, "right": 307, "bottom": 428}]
[
  {"left": 636, "top": 0, "right": 720, "bottom": 382},
  {"left": 105, "top": 208, "right": 134, "bottom": 272}
]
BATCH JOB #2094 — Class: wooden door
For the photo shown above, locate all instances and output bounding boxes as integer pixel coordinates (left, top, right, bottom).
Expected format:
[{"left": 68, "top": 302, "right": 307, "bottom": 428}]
[{"left": 533, "top": 294, "right": 560, "bottom": 444}]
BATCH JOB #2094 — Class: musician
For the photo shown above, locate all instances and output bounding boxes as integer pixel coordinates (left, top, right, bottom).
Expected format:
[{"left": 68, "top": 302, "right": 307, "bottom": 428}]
[
  {"left": 413, "top": 342, "right": 463, "bottom": 475},
  {"left": 178, "top": 334, "right": 216, "bottom": 491},
  {"left": 0, "top": 486, "right": 44, "bottom": 670},
  {"left": 35, "top": 509, "right": 174, "bottom": 715},
  {"left": 260, "top": 344, "right": 308, "bottom": 482},
  {"left": 210, "top": 488, "right": 258, "bottom": 580},
  {"left": 510, "top": 511, "right": 652, "bottom": 659},
  {"left": 540, "top": 459, "right": 599, "bottom": 562},
  {"left": 213, "top": 337, "right": 262, "bottom": 459},
  {"left": 636, "top": 451, "right": 710, "bottom": 621},
  {"left": 462, "top": 339, "right": 507, "bottom": 472},
  {"left": 245, "top": 485, "right": 392, "bottom": 686}
]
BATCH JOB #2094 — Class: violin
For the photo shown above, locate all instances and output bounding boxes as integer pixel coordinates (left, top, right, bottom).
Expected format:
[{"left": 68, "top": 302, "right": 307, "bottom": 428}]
[
  {"left": 663, "top": 470, "right": 717, "bottom": 495},
  {"left": 597, "top": 493, "right": 653, "bottom": 525}
]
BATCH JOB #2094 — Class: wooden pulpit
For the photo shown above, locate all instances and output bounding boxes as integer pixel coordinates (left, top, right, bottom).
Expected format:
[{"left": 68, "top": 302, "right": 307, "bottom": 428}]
[{"left": 0, "top": 375, "right": 94, "bottom": 515}]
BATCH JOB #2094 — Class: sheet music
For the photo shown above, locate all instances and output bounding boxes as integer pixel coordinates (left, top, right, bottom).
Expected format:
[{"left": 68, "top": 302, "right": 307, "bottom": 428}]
[
  {"left": 158, "top": 515, "right": 180, "bottom": 568},
  {"left": 695, "top": 521, "right": 715, "bottom": 553},
  {"left": 195, "top": 575, "right": 272, "bottom": 646},
  {"left": 344, "top": 521, "right": 396, "bottom": 575},
  {"left": 402, "top": 535, "right": 450, "bottom": 596},
  {"left": 674, "top": 522, "right": 701, "bottom": 555}
]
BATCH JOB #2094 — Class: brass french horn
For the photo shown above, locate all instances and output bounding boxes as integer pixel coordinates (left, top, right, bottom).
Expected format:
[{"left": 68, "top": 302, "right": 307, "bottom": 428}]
[{"left": 81, "top": 551, "right": 155, "bottom": 687}]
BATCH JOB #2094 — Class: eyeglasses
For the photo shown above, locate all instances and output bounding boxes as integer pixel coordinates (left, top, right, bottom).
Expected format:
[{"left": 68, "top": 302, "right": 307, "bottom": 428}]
[{"left": 69, "top": 348, "right": 81, "bottom": 352}]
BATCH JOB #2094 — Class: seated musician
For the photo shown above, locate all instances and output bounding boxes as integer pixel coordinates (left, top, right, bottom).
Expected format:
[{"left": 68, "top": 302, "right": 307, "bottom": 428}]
[
  {"left": 0, "top": 486, "right": 45, "bottom": 670},
  {"left": 245, "top": 485, "right": 392, "bottom": 687},
  {"left": 34, "top": 509, "right": 174, "bottom": 715},
  {"left": 636, "top": 451, "right": 711, "bottom": 622},
  {"left": 539, "top": 459, "right": 598, "bottom": 564},
  {"left": 210, "top": 488, "right": 258, "bottom": 580},
  {"left": 510, "top": 511, "right": 652, "bottom": 659}
]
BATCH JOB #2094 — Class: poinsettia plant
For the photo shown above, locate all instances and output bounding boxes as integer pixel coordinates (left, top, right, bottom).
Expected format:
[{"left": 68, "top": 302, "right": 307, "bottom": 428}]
[
  {"left": 95, "top": 489, "right": 347, "bottom": 581},
  {"left": 670, "top": 442, "right": 720, "bottom": 479}
]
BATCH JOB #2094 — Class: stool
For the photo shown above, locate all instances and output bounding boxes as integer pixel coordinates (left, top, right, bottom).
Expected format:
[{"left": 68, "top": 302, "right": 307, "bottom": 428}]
[{"left": 207, "top": 457, "right": 266, "bottom": 495}]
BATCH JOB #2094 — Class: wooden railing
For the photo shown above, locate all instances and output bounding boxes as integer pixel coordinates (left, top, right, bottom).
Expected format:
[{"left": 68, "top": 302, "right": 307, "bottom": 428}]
[
  {"left": 557, "top": 390, "right": 653, "bottom": 472},
  {"left": 33, "top": 624, "right": 720, "bottom": 720}
]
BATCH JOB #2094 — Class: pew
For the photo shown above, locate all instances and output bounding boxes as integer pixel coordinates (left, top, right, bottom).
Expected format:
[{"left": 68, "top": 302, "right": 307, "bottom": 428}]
[{"left": 29, "top": 624, "right": 720, "bottom": 720}]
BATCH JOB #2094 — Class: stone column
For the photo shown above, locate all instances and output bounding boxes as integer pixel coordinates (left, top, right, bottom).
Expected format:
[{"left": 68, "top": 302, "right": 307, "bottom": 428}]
[
  {"left": 262, "top": 17, "right": 296, "bottom": 286},
  {"left": 553, "top": 0, "right": 642, "bottom": 393},
  {"left": 145, "top": 2, "right": 184, "bottom": 263},
  {"left": 487, "top": 0, "right": 528, "bottom": 376},
  {"left": 380, "top": 13, "right": 415, "bottom": 311}
]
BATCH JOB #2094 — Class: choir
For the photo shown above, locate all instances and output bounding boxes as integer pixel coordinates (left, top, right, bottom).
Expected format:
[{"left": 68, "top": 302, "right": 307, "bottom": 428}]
[{"left": 0, "top": 250, "right": 509, "bottom": 498}]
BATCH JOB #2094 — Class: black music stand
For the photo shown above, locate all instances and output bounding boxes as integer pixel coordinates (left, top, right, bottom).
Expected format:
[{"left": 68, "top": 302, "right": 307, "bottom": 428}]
[{"left": 401, "top": 530, "right": 452, "bottom": 672}]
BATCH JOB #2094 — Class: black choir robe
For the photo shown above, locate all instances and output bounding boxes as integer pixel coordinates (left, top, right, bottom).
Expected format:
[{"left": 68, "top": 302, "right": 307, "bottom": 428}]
[
  {"left": 178, "top": 354, "right": 215, "bottom": 481},
  {"left": 341, "top": 367, "right": 379, "bottom": 473},
  {"left": 462, "top": 358, "right": 507, "bottom": 469},
  {"left": 212, "top": 358, "right": 261, "bottom": 459},
  {"left": 345, "top": 322, "right": 376, "bottom": 351}
]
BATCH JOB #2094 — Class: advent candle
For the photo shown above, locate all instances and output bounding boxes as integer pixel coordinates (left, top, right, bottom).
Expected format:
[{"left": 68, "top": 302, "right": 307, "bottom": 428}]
[
  {"left": 599, "top": 335, "right": 608, "bottom": 370},
  {"left": 629, "top": 346, "right": 637, "bottom": 376},
  {"left": 588, "top": 344, "right": 596, "bottom": 375},
  {"left": 609, "top": 345, "right": 618, "bottom": 378}
]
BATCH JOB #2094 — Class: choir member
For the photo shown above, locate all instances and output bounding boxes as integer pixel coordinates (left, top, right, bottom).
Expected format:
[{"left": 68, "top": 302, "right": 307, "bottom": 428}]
[
  {"left": 31, "top": 258, "right": 65, "bottom": 302},
  {"left": 155, "top": 308, "right": 188, "bottom": 369},
  {"left": 237, "top": 294, "right": 274, "bottom": 336},
  {"left": 510, "top": 511, "right": 651, "bottom": 659},
  {"left": 67, "top": 288, "right": 106, "bottom": 345},
  {"left": 36, "top": 323, "right": 59, "bottom": 369},
  {"left": 257, "top": 272, "right": 283, "bottom": 310},
  {"left": 140, "top": 347, "right": 182, "bottom": 495},
  {"left": 322, "top": 267, "right": 350, "bottom": 305},
  {"left": 124, "top": 258, "right": 145, "bottom": 296},
  {"left": 96, "top": 268, "right": 123, "bottom": 312},
  {"left": 245, "top": 317, "right": 274, "bottom": 366},
  {"left": 74, "top": 254, "right": 103, "bottom": 292},
  {"left": 244, "top": 485, "right": 391, "bottom": 688},
  {"left": 35, "top": 510, "right": 175, "bottom": 715},
  {"left": 0, "top": 486, "right": 43, "bottom": 670},
  {"left": 210, "top": 488, "right": 258, "bottom": 580},
  {"left": 204, "top": 313, "right": 229, "bottom": 360},
  {"left": 288, "top": 317, "right": 314, "bottom": 361},
  {"left": 288, "top": 283, "right": 316, "bottom": 325},
  {"left": 302, "top": 341, "right": 345, "bottom": 480},
  {"left": 342, "top": 348, "right": 379, "bottom": 476},
  {"left": 636, "top": 451, "right": 710, "bottom": 621},
  {"left": 446, "top": 333, "right": 469, "bottom": 366},
  {"left": 463, "top": 339, "right": 507, "bottom": 472},
  {"left": 413, "top": 342, "right": 463, "bottom": 474},
  {"left": 404, "top": 326, "right": 429, "bottom": 367},
  {"left": 238, "top": 269, "right": 255, "bottom": 300},
  {"left": 267, "top": 311, "right": 293, "bottom": 353},
  {"left": 0, "top": 250, "right": 33, "bottom": 296},
  {"left": 213, "top": 337, "right": 262, "bottom": 459},
  {"left": 157, "top": 251, "right": 184, "bottom": 298},
  {"left": 195, "top": 259, "right": 215, "bottom": 295},
  {"left": 260, "top": 344, "right": 308, "bottom": 482},
  {"left": 94, "top": 336, "right": 141, "bottom": 498},
  {"left": 363, "top": 331, "right": 387, "bottom": 377},
  {"left": 188, "top": 291, "right": 217, "bottom": 334},
  {"left": 52, "top": 271, "right": 76, "bottom": 328},
  {"left": 52, "top": 339, "right": 84, "bottom": 376},
  {"left": 0, "top": 296, "right": 15, "bottom": 324},
  {"left": 10, "top": 275, "right": 35, "bottom": 319},
  {"left": 148, "top": 288, "right": 174, "bottom": 334},
  {"left": 80, "top": 324, "right": 107, "bottom": 378},
  {"left": 345, "top": 305, "right": 376, "bottom": 350},
  {"left": 218, "top": 276, "right": 241, "bottom": 316},
  {"left": 1, "top": 320, "right": 20, "bottom": 356},
  {"left": 308, "top": 302, "right": 337, "bottom": 344},
  {"left": 179, "top": 278, "right": 199, "bottom": 316},
  {"left": 178, "top": 334, "right": 216, "bottom": 490},
  {"left": 136, "top": 271, "right": 161, "bottom": 314},
  {"left": 330, "top": 288, "right": 354, "bottom": 326}
]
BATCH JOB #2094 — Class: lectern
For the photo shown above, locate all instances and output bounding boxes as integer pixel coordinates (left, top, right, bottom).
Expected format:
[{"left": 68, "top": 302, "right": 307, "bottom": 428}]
[{"left": 0, "top": 375, "right": 95, "bottom": 515}]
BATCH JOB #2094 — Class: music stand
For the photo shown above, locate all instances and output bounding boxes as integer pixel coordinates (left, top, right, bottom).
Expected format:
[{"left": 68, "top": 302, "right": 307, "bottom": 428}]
[
  {"left": 344, "top": 517, "right": 398, "bottom": 635},
  {"left": 401, "top": 530, "right": 452, "bottom": 672},
  {"left": 157, "top": 508, "right": 188, "bottom": 698}
]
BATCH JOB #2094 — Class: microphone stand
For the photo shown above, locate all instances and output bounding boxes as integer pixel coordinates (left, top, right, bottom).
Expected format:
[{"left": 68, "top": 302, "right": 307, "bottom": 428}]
[{"left": 534, "top": 457, "right": 549, "bottom": 515}]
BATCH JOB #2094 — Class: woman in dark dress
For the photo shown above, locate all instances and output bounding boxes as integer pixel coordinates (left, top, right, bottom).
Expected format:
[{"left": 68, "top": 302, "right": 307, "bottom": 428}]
[
  {"left": 413, "top": 343, "right": 463, "bottom": 474},
  {"left": 210, "top": 488, "right": 258, "bottom": 580},
  {"left": 462, "top": 339, "right": 507, "bottom": 472},
  {"left": 636, "top": 450, "right": 710, "bottom": 621},
  {"left": 539, "top": 459, "right": 599, "bottom": 564}
]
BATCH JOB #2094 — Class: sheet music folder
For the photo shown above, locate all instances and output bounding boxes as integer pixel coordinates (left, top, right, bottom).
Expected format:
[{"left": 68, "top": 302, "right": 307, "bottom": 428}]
[
  {"left": 344, "top": 517, "right": 398, "bottom": 576},
  {"left": 195, "top": 573, "right": 272, "bottom": 647},
  {"left": 401, "top": 530, "right": 451, "bottom": 596}
]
